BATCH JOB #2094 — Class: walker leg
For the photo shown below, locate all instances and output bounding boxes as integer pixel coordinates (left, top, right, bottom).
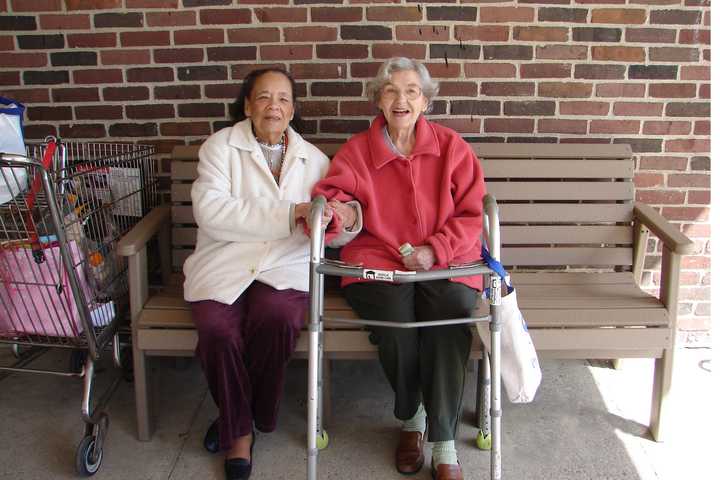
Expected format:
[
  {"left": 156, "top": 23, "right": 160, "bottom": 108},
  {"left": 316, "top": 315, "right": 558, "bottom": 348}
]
[{"left": 476, "top": 350, "right": 492, "bottom": 450}]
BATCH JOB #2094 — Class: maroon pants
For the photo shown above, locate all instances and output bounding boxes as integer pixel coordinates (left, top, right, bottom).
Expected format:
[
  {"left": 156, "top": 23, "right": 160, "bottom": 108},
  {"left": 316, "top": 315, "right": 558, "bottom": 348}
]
[{"left": 190, "top": 281, "right": 308, "bottom": 451}]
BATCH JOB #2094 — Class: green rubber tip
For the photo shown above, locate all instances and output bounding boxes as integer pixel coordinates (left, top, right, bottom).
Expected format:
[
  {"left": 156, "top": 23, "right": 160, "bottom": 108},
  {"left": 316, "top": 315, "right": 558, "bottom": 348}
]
[
  {"left": 317, "top": 430, "right": 329, "bottom": 450},
  {"left": 476, "top": 431, "right": 491, "bottom": 450}
]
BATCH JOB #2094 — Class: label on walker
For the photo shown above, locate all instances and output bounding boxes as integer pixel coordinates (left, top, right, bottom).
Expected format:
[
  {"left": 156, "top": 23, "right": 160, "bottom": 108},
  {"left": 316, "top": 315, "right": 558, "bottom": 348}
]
[
  {"left": 362, "top": 269, "right": 394, "bottom": 282},
  {"left": 489, "top": 276, "right": 501, "bottom": 305}
]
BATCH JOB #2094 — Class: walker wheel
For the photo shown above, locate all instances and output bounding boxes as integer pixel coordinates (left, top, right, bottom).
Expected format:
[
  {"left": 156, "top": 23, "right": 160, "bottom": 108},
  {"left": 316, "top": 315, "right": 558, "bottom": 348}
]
[
  {"left": 316, "top": 430, "right": 329, "bottom": 450},
  {"left": 75, "top": 435, "right": 103, "bottom": 476},
  {"left": 476, "top": 430, "right": 491, "bottom": 450}
]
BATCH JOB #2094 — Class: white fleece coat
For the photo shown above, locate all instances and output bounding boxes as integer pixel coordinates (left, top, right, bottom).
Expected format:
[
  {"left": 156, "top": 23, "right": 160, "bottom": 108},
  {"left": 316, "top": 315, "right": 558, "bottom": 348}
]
[{"left": 183, "top": 119, "right": 330, "bottom": 304}]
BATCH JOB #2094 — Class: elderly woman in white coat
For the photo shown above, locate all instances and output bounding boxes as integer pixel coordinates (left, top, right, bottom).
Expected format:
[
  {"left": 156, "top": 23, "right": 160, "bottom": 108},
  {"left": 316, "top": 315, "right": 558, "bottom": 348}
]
[{"left": 183, "top": 68, "right": 350, "bottom": 480}]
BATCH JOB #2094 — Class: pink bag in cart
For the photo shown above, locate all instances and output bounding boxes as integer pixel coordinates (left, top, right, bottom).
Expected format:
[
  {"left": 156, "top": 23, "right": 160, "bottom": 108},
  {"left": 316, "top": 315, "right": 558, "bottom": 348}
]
[{"left": 0, "top": 240, "right": 90, "bottom": 338}]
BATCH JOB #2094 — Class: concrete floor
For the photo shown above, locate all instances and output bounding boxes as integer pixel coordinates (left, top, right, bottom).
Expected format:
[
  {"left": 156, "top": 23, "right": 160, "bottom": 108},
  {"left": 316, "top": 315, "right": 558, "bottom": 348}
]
[{"left": 0, "top": 346, "right": 714, "bottom": 480}]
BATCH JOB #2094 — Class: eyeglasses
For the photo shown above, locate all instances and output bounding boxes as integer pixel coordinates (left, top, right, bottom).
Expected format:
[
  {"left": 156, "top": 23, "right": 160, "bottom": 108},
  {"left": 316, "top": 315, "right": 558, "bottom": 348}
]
[{"left": 380, "top": 85, "right": 423, "bottom": 101}]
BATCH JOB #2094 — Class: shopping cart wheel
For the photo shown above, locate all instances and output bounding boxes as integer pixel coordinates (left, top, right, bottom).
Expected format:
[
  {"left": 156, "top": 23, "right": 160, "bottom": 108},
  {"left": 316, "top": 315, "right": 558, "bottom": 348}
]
[
  {"left": 476, "top": 430, "right": 491, "bottom": 450},
  {"left": 75, "top": 435, "right": 103, "bottom": 476},
  {"left": 316, "top": 429, "right": 329, "bottom": 450}
]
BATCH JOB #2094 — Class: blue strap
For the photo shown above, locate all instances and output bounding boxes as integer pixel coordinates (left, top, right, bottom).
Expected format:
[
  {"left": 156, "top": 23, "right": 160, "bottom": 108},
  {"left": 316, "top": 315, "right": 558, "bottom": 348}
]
[{"left": 481, "top": 246, "right": 513, "bottom": 297}]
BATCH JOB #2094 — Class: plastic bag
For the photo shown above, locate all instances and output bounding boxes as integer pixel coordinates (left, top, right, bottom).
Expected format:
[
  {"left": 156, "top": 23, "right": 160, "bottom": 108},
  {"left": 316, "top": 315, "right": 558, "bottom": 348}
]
[{"left": 0, "top": 96, "right": 28, "bottom": 204}]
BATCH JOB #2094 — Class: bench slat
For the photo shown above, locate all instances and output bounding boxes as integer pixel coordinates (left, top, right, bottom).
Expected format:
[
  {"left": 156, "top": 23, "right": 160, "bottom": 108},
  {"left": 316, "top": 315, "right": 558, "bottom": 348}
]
[
  {"left": 502, "top": 246, "right": 632, "bottom": 266},
  {"left": 488, "top": 181, "right": 633, "bottom": 201},
  {"left": 483, "top": 159, "right": 634, "bottom": 179},
  {"left": 500, "top": 203, "right": 633, "bottom": 223},
  {"left": 502, "top": 225, "right": 632, "bottom": 245},
  {"left": 473, "top": 143, "right": 632, "bottom": 159}
]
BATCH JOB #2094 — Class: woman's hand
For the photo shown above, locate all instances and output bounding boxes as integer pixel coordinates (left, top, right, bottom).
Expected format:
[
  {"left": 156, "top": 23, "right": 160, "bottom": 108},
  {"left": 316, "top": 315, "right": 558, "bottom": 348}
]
[
  {"left": 328, "top": 200, "right": 357, "bottom": 230},
  {"left": 295, "top": 202, "right": 332, "bottom": 227},
  {"left": 401, "top": 245, "right": 436, "bottom": 271}
]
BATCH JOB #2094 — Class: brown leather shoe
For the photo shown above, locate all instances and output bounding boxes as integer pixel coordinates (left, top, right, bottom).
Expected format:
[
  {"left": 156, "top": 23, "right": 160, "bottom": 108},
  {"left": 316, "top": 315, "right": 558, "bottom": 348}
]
[
  {"left": 395, "top": 430, "right": 424, "bottom": 475},
  {"left": 431, "top": 462, "right": 464, "bottom": 480}
]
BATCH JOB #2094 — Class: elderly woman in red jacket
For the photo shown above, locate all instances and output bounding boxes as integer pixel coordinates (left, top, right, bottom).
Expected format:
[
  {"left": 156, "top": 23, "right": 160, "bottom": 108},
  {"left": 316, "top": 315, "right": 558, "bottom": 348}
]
[{"left": 313, "top": 57, "right": 486, "bottom": 480}]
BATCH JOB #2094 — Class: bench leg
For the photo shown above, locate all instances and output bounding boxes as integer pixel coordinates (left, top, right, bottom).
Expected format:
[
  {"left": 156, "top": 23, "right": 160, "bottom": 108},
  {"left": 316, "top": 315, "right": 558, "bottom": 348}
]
[
  {"left": 133, "top": 342, "right": 153, "bottom": 441},
  {"left": 649, "top": 348, "right": 675, "bottom": 442}
]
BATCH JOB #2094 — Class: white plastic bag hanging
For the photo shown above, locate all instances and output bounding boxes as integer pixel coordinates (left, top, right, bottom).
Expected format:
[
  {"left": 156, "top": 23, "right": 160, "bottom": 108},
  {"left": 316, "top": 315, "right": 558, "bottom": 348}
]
[
  {"left": 0, "top": 96, "right": 28, "bottom": 204},
  {"left": 482, "top": 247, "right": 541, "bottom": 403}
]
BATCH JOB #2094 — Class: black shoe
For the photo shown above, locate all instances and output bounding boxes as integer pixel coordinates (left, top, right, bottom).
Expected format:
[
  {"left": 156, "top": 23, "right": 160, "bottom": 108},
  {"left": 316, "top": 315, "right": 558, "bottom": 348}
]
[
  {"left": 204, "top": 418, "right": 220, "bottom": 454},
  {"left": 224, "top": 431, "right": 256, "bottom": 480}
]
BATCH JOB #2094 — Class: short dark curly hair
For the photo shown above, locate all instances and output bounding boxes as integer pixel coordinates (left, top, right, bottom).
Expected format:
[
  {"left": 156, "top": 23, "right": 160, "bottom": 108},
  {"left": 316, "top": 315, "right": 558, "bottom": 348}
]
[{"left": 229, "top": 67, "right": 303, "bottom": 133}]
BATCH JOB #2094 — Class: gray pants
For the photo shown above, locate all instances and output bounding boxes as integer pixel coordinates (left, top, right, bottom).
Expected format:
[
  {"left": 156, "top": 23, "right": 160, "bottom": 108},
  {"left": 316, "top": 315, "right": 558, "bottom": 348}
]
[{"left": 344, "top": 280, "right": 476, "bottom": 442}]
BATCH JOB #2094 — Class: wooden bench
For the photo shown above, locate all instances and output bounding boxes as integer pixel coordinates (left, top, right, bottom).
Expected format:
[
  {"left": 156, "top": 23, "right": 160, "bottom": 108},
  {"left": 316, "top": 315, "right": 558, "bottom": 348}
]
[{"left": 118, "top": 142, "right": 692, "bottom": 443}]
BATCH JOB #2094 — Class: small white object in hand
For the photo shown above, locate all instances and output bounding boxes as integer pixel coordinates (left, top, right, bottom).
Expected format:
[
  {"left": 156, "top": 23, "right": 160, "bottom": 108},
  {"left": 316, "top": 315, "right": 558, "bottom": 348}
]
[{"left": 399, "top": 243, "right": 414, "bottom": 257}]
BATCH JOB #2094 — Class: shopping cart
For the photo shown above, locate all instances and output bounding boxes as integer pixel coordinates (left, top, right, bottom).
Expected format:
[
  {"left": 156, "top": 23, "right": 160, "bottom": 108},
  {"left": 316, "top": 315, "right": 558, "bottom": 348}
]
[
  {"left": 0, "top": 137, "right": 158, "bottom": 476},
  {"left": 306, "top": 195, "right": 503, "bottom": 480}
]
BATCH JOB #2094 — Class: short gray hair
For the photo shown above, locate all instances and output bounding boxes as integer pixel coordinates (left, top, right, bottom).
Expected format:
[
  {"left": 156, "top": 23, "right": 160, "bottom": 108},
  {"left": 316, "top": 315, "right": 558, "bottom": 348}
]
[{"left": 366, "top": 57, "right": 439, "bottom": 113}]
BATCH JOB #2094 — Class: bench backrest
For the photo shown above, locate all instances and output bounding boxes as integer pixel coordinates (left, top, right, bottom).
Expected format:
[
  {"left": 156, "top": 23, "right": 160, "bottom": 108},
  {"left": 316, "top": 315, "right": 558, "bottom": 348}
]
[{"left": 169, "top": 142, "right": 634, "bottom": 271}]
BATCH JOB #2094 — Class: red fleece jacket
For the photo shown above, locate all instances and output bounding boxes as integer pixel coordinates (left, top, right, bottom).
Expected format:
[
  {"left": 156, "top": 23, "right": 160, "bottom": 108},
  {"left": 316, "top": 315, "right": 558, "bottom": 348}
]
[{"left": 312, "top": 114, "right": 487, "bottom": 289}]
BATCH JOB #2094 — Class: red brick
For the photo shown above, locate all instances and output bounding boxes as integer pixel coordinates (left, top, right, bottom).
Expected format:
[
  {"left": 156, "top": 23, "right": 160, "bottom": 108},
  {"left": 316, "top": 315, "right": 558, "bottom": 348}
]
[
  {"left": 482, "top": 82, "right": 534, "bottom": 96},
  {"left": 228, "top": 28, "right": 280, "bottom": 43},
  {"left": 103, "top": 86, "right": 149, "bottom": 101},
  {"left": 680, "top": 66, "right": 710, "bottom": 81},
  {"left": 520, "top": 63, "right": 571, "bottom": 79},
  {"left": 650, "top": 9, "right": 702, "bottom": 25},
  {"left": 662, "top": 207, "right": 709, "bottom": 222},
  {"left": 668, "top": 173, "right": 710, "bottom": 189},
  {"left": 625, "top": 27, "right": 677, "bottom": 43},
  {"left": 204, "top": 84, "right": 238, "bottom": 99},
  {"left": 465, "top": 63, "right": 515, "bottom": 78},
  {"left": 454, "top": 25, "right": 509, "bottom": 42},
  {"left": 0, "top": 35, "right": 13, "bottom": 51},
  {"left": 0, "top": 52, "right": 47, "bottom": 68},
  {"left": 174, "top": 29, "right": 224, "bottom": 45},
  {"left": 538, "top": 82, "right": 592, "bottom": 98},
  {"left": 575, "top": 64, "right": 626, "bottom": 79},
  {"left": 643, "top": 120, "right": 692, "bottom": 135},
  {"left": 127, "top": 104, "right": 175, "bottom": 119},
  {"left": 698, "top": 84, "right": 710, "bottom": 99},
  {"left": 26, "top": 106, "right": 72, "bottom": 121},
  {"left": 682, "top": 223, "right": 710, "bottom": 237},
  {"left": 372, "top": 44, "right": 426, "bottom": 59},
  {"left": 649, "top": 47, "right": 700, "bottom": 62},
  {"left": 639, "top": 156, "right": 687, "bottom": 171},
  {"left": 75, "top": 105, "right": 123, "bottom": 120},
  {"left": 39, "top": 14, "right": 91, "bottom": 30},
  {"left": 23, "top": 124, "right": 57, "bottom": 139},
  {"left": 0, "top": 0, "right": 5, "bottom": 11},
  {"left": 536, "top": 45, "right": 587, "bottom": 60},
  {"left": 340, "top": 101, "right": 377, "bottom": 117},
  {"left": 649, "top": 83, "right": 697, "bottom": 98},
  {"left": 73, "top": 69, "right": 122, "bottom": 85},
  {"left": 0, "top": 88, "right": 49, "bottom": 103},
  {"left": 591, "top": 8, "right": 646, "bottom": 24},
  {"left": 200, "top": 9, "right": 251, "bottom": 25},
  {"left": 514, "top": 26, "right": 568, "bottom": 42},
  {"left": 59, "top": 123, "right": 106, "bottom": 138},
  {"left": 349, "top": 62, "right": 383, "bottom": 78},
  {"left": 147, "top": 11, "right": 196, "bottom": 27},
  {"left": 230, "top": 63, "right": 284, "bottom": 80},
  {"left": 260, "top": 45, "right": 312, "bottom": 61},
  {"left": 425, "top": 63, "right": 462, "bottom": 79},
  {"left": 559, "top": 101, "right": 609, "bottom": 116},
  {"left": 207, "top": 46, "right": 255, "bottom": 62},
  {"left": 291, "top": 63, "right": 346, "bottom": 79},
  {"left": 591, "top": 119, "right": 641, "bottom": 134},
  {"left": 688, "top": 190, "right": 710, "bottom": 205},
  {"left": 485, "top": 118, "right": 534, "bottom": 133},
  {"left": 681, "top": 256, "right": 710, "bottom": 269},
  {"left": 367, "top": 6, "right": 422, "bottom": 21},
  {"left": 592, "top": 46, "right": 644, "bottom": 62},
  {"left": 694, "top": 120, "right": 710, "bottom": 135},
  {"left": 66, "top": 0, "right": 120, "bottom": 9},
  {"left": 127, "top": 0, "right": 179, "bottom": 7},
  {"left": 101, "top": 49, "right": 151, "bottom": 65},
  {"left": 435, "top": 118, "right": 482, "bottom": 134},
  {"left": 297, "top": 100, "right": 337, "bottom": 117},
  {"left": 479, "top": 7, "right": 534, "bottom": 23},
  {"left": 157, "top": 85, "right": 202, "bottom": 100},
  {"left": 398, "top": 25, "right": 450, "bottom": 42},
  {"left": 439, "top": 81, "right": 478, "bottom": 97},
  {"left": 596, "top": 83, "right": 645, "bottom": 98},
  {"left": 11, "top": 0, "right": 61, "bottom": 11},
  {"left": 154, "top": 48, "right": 204, "bottom": 64},
  {"left": 311, "top": 7, "right": 362, "bottom": 22},
  {"left": 666, "top": 139, "right": 710, "bottom": 153},
  {"left": 538, "top": 119, "right": 587, "bottom": 134},
  {"left": 285, "top": 26, "right": 336, "bottom": 42},
  {"left": 636, "top": 190, "right": 686, "bottom": 205},
  {"left": 256, "top": 7, "right": 307, "bottom": 23},
  {"left": 577, "top": 0, "right": 624, "bottom": 3},
  {"left": 613, "top": 102, "right": 664, "bottom": 116},
  {"left": 320, "top": 119, "right": 369, "bottom": 134},
  {"left": 634, "top": 172, "right": 664, "bottom": 188},
  {"left": 67, "top": 33, "right": 116, "bottom": 48},
  {"left": 0, "top": 72, "right": 20, "bottom": 86},
  {"left": 317, "top": 44, "right": 367, "bottom": 59},
  {"left": 678, "top": 29, "right": 710, "bottom": 44},
  {"left": 120, "top": 30, "right": 170, "bottom": 47},
  {"left": 160, "top": 122, "right": 211, "bottom": 136}
]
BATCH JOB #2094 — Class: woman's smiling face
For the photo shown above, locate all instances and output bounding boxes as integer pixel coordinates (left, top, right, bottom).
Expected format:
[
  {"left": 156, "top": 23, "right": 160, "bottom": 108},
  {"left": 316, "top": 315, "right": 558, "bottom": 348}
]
[
  {"left": 377, "top": 69, "right": 429, "bottom": 134},
  {"left": 244, "top": 71, "right": 295, "bottom": 143}
]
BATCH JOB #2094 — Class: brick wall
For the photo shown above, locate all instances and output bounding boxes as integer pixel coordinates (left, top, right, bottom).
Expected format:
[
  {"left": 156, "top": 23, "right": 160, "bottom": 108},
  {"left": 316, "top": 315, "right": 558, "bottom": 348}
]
[{"left": 0, "top": 0, "right": 711, "bottom": 345}]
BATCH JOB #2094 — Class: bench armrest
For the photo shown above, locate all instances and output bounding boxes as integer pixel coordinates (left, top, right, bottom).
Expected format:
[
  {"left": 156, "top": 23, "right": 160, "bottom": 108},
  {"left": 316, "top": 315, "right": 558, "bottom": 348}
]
[
  {"left": 633, "top": 203, "right": 694, "bottom": 255},
  {"left": 118, "top": 205, "right": 171, "bottom": 257}
]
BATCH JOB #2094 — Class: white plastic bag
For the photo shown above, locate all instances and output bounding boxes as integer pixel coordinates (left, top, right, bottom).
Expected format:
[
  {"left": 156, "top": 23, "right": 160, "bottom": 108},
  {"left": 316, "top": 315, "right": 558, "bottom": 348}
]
[
  {"left": 497, "top": 280, "right": 541, "bottom": 403},
  {"left": 0, "top": 96, "right": 28, "bottom": 204}
]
